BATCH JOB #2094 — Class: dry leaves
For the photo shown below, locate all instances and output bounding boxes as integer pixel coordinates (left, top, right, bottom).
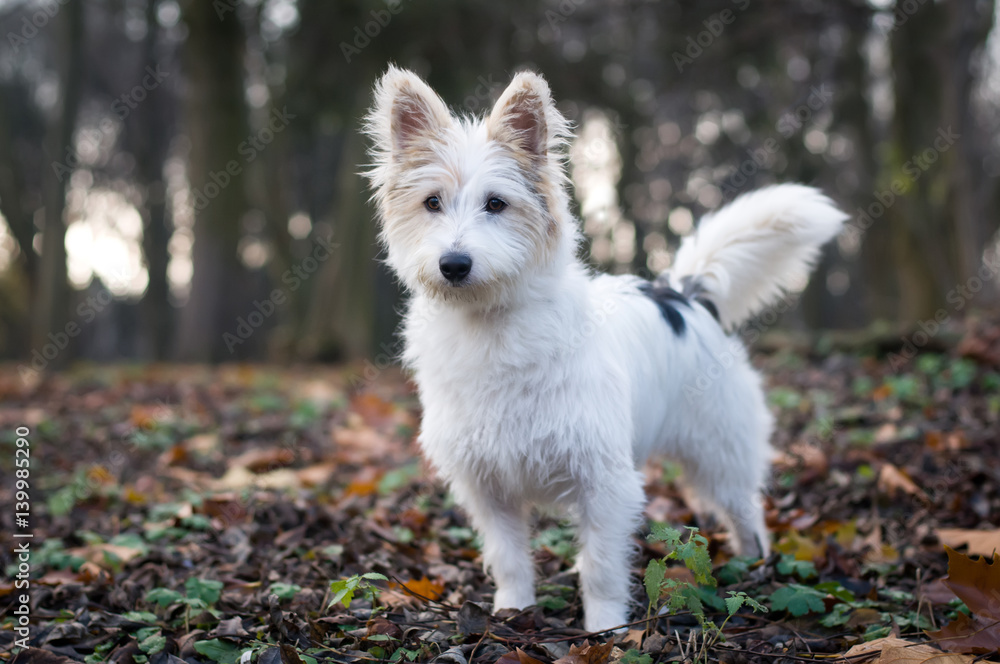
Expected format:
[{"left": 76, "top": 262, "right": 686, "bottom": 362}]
[
  {"left": 936, "top": 529, "right": 1000, "bottom": 557},
  {"left": 496, "top": 649, "right": 547, "bottom": 664},
  {"left": 927, "top": 547, "right": 1000, "bottom": 654},
  {"left": 878, "top": 463, "right": 928, "bottom": 502},
  {"left": 845, "top": 637, "right": 973, "bottom": 664},
  {"left": 381, "top": 576, "right": 446, "bottom": 608},
  {"left": 553, "top": 639, "right": 615, "bottom": 664}
]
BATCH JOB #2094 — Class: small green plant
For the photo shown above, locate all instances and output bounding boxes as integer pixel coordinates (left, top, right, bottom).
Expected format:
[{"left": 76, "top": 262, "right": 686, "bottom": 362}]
[
  {"left": 619, "top": 649, "right": 653, "bottom": 664},
  {"left": 531, "top": 522, "right": 577, "bottom": 560},
  {"left": 643, "top": 525, "right": 767, "bottom": 662},
  {"left": 328, "top": 572, "right": 387, "bottom": 609},
  {"left": 769, "top": 583, "right": 826, "bottom": 616},
  {"left": 145, "top": 577, "right": 223, "bottom": 631},
  {"left": 536, "top": 582, "right": 575, "bottom": 610},
  {"left": 776, "top": 555, "right": 818, "bottom": 580}
]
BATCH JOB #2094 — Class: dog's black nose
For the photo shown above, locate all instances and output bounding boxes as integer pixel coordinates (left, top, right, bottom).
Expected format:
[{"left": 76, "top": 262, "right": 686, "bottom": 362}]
[{"left": 439, "top": 253, "right": 472, "bottom": 283}]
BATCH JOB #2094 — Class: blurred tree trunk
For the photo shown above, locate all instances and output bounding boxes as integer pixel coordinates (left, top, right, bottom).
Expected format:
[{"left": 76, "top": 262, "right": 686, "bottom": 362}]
[
  {"left": 132, "top": 0, "right": 173, "bottom": 359},
  {"left": 0, "top": 99, "right": 37, "bottom": 298},
  {"left": 32, "top": 0, "right": 83, "bottom": 360},
  {"left": 300, "top": 130, "right": 376, "bottom": 360},
  {"left": 175, "top": 1, "right": 255, "bottom": 361},
  {"left": 886, "top": 0, "right": 950, "bottom": 320},
  {"left": 838, "top": 4, "right": 889, "bottom": 324},
  {"left": 886, "top": 0, "right": 996, "bottom": 320},
  {"left": 942, "top": 0, "right": 995, "bottom": 286}
]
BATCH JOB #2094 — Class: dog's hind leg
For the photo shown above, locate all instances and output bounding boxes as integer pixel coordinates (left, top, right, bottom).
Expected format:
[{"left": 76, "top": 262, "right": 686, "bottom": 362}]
[
  {"left": 678, "top": 437, "right": 771, "bottom": 559},
  {"left": 452, "top": 480, "right": 536, "bottom": 611}
]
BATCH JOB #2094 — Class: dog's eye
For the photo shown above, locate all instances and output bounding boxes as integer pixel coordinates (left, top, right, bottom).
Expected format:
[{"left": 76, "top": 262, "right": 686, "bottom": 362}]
[
  {"left": 485, "top": 197, "right": 507, "bottom": 213},
  {"left": 424, "top": 196, "right": 442, "bottom": 212}
]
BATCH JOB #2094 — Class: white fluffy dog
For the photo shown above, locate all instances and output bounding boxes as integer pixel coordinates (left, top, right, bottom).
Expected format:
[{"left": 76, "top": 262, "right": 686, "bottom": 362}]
[{"left": 364, "top": 67, "right": 846, "bottom": 632}]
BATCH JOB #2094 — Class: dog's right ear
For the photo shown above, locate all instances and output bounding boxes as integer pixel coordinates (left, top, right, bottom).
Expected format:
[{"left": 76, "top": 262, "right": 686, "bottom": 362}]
[{"left": 367, "top": 66, "right": 452, "bottom": 158}]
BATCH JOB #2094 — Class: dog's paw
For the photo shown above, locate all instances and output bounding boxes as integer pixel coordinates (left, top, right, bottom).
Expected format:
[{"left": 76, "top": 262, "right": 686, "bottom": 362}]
[
  {"left": 583, "top": 600, "right": 629, "bottom": 634},
  {"left": 493, "top": 587, "right": 535, "bottom": 611}
]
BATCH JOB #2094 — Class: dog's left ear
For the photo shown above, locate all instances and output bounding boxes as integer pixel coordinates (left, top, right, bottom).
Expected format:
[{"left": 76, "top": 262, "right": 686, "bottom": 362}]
[{"left": 487, "top": 72, "right": 561, "bottom": 159}]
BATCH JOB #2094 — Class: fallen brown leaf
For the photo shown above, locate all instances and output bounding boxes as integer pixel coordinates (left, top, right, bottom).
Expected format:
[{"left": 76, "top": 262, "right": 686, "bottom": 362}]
[
  {"left": 390, "top": 576, "right": 444, "bottom": 601},
  {"left": 497, "top": 648, "right": 547, "bottom": 664},
  {"left": 775, "top": 531, "right": 827, "bottom": 562},
  {"left": 925, "top": 547, "right": 1000, "bottom": 654},
  {"left": 937, "top": 529, "right": 1000, "bottom": 557},
  {"left": 940, "top": 546, "right": 1000, "bottom": 619},
  {"left": 553, "top": 638, "right": 615, "bottom": 664},
  {"left": 928, "top": 612, "right": 1000, "bottom": 655},
  {"left": 878, "top": 463, "right": 928, "bottom": 501},
  {"left": 846, "top": 636, "right": 973, "bottom": 664}
]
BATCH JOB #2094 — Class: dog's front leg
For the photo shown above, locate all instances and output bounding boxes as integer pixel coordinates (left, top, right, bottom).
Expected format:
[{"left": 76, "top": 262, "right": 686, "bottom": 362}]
[
  {"left": 575, "top": 468, "right": 646, "bottom": 633},
  {"left": 451, "top": 479, "right": 535, "bottom": 611}
]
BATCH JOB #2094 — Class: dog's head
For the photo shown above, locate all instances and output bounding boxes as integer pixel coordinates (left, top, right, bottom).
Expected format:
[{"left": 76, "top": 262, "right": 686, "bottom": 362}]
[{"left": 364, "top": 67, "right": 576, "bottom": 307}]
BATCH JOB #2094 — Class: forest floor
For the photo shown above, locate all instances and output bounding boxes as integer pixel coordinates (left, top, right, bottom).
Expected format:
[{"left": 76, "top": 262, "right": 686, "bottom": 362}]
[{"left": 1, "top": 313, "right": 1000, "bottom": 664}]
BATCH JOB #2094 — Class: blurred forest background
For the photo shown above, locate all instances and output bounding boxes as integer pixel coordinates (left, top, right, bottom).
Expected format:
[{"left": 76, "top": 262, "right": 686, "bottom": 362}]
[{"left": 1, "top": 0, "right": 999, "bottom": 369}]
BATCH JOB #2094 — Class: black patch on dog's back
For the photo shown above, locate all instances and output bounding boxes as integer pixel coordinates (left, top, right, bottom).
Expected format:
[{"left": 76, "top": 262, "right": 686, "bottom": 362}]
[
  {"left": 679, "top": 275, "right": 721, "bottom": 323},
  {"left": 637, "top": 282, "right": 688, "bottom": 335}
]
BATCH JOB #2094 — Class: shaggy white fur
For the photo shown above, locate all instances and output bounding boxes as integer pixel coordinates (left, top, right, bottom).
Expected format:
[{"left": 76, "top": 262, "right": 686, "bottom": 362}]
[{"left": 364, "top": 66, "right": 847, "bottom": 633}]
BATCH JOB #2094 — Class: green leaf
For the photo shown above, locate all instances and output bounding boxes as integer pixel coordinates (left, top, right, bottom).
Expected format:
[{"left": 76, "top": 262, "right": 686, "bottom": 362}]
[
  {"left": 819, "top": 602, "right": 855, "bottom": 628},
  {"left": 689, "top": 584, "right": 725, "bottom": 612},
  {"left": 679, "top": 544, "right": 713, "bottom": 587},
  {"left": 361, "top": 572, "right": 388, "bottom": 581},
  {"left": 178, "top": 597, "right": 209, "bottom": 611},
  {"left": 146, "top": 587, "right": 184, "bottom": 607},
  {"left": 123, "top": 611, "right": 159, "bottom": 623},
  {"left": 725, "top": 594, "right": 745, "bottom": 616},
  {"left": 268, "top": 582, "right": 302, "bottom": 600},
  {"left": 896, "top": 611, "right": 932, "bottom": 631},
  {"left": 813, "top": 581, "right": 854, "bottom": 602},
  {"left": 109, "top": 532, "right": 149, "bottom": 553},
  {"left": 716, "top": 557, "right": 752, "bottom": 585},
  {"left": 536, "top": 595, "right": 569, "bottom": 610},
  {"left": 329, "top": 585, "right": 355, "bottom": 608},
  {"left": 647, "top": 523, "right": 682, "bottom": 549},
  {"left": 679, "top": 584, "right": 706, "bottom": 620},
  {"left": 864, "top": 624, "right": 892, "bottom": 641},
  {"left": 377, "top": 463, "right": 421, "bottom": 495},
  {"left": 193, "top": 638, "right": 240, "bottom": 664},
  {"left": 644, "top": 559, "right": 667, "bottom": 606},
  {"left": 135, "top": 627, "right": 159, "bottom": 642},
  {"left": 185, "top": 577, "right": 223, "bottom": 605},
  {"left": 770, "top": 584, "right": 826, "bottom": 617},
  {"left": 138, "top": 633, "right": 166, "bottom": 655},
  {"left": 531, "top": 524, "right": 578, "bottom": 559},
  {"left": 180, "top": 514, "right": 213, "bottom": 531},
  {"left": 725, "top": 591, "right": 767, "bottom": 616},
  {"left": 776, "top": 555, "right": 818, "bottom": 580},
  {"left": 619, "top": 650, "right": 653, "bottom": 664}
]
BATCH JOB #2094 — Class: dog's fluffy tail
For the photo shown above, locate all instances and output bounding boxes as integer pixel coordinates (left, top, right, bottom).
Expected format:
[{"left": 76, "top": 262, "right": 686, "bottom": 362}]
[{"left": 670, "top": 184, "right": 847, "bottom": 330}]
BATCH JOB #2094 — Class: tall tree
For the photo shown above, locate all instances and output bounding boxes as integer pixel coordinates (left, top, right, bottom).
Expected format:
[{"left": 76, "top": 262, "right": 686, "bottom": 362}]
[
  {"left": 128, "top": 0, "right": 175, "bottom": 359},
  {"left": 32, "top": 0, "right": 84, "bottom": 360},
  {"left": 175, "top": 0, "right": 257, "bottom": 360}
]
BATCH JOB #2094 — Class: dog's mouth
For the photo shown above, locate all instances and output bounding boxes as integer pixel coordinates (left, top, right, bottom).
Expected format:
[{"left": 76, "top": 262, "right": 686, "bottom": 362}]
[{"left": 423, "top": 279, "right": 481, "bottom": 301}]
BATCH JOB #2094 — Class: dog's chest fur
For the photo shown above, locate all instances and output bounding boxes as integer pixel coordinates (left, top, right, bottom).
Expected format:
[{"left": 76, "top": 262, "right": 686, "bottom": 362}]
[{"left": 401, "top": 284, "right": 634, "bottom": 502}]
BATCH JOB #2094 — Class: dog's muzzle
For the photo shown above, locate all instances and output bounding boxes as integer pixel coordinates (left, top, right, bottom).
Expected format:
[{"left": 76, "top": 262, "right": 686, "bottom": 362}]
[{"left": 439, "top": 252, "right": 472, "bottom": 284}]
